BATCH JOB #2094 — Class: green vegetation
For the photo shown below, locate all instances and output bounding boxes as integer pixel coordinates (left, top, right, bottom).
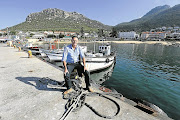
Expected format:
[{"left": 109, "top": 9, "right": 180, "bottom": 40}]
[
  {"left": 30, "top": 33, "right": 35, "bottom": 37},
  {"left": 98, "top": 29, "right": 104, "bottom": 37},
  {"left": 109, "top": 28, "right": 117, "bottom": 37}
]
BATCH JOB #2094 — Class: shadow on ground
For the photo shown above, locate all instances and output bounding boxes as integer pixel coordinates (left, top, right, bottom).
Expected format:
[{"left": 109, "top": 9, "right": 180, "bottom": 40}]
[{"left": 16, "top": 77, "right": 66, "bottom": 92}]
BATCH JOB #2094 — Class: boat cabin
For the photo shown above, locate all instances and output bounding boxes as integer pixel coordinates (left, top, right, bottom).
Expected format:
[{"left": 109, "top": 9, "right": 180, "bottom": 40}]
[{"left": 99, "top": 45, "right": 111, "bottom": 56}]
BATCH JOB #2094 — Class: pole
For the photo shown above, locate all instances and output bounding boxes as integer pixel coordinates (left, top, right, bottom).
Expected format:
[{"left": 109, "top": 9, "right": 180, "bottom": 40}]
[
  {"left": 94, "top": 40, "right": 95, "bottom": 53},
  {"left": 7, "top": 27, "right": 9, "bottom": 40}
]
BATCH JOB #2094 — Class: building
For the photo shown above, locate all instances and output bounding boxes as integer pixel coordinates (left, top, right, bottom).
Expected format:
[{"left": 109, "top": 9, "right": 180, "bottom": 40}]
[
  {"left": 118, "top": 31, "right": 139, "bottom": 39},
  {"left": 141, "top": 32, "right": 149, "bottom": 39},
  {"left": 141, "top": 32, "right": 166, "bottom": 40}
]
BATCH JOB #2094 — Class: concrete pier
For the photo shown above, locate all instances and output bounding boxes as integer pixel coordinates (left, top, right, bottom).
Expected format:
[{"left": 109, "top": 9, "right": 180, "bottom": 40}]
[{"left": 0, "top": 43, "right": 172, "bottom": 120}]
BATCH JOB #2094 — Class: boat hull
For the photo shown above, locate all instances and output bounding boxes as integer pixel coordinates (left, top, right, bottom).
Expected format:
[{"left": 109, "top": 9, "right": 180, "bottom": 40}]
[{"left": 85, "top": 60, "right": 115, "bottom": 72}]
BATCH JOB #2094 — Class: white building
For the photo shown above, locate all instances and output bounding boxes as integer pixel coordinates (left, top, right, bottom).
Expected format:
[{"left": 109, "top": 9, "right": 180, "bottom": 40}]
[{"left": 118, "top": 31, "right": 139, "bottom": 39}]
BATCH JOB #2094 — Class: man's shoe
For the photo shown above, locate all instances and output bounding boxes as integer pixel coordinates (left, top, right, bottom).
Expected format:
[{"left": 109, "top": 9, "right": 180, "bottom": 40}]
[
  {"left": 64, "top": 88, "right": 73, "bottom": 95},
  {"left": 88, "top": 87, "right": 94, "bottom": 92}
]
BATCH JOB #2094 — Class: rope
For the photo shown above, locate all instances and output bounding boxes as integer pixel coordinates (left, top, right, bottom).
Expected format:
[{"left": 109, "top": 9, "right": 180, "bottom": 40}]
[
  {"left": 60, "top": 90, "right": 121, "bottom": 120},
  {"left": 85, "top": 92, "right": 120, "bottom": 119}
]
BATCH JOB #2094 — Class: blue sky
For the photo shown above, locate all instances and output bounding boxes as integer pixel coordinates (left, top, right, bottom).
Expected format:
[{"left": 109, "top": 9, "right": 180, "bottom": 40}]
[{"left": 0, "top": 0, "right": 179, "bottom": 29}]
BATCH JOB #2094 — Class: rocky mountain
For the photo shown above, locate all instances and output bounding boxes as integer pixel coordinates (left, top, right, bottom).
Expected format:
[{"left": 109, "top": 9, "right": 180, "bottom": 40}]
[
  {"left": 8, "top": 8, "right": 111, "bottom": 32},
  {"left": 114, "top": 4, "right": 180, "bottom": 32}
]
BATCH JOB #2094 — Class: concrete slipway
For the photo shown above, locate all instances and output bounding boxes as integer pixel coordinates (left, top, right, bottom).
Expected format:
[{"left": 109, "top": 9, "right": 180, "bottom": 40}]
[{"left": 0, "top": 43, "right": 172, "bottom": 120}]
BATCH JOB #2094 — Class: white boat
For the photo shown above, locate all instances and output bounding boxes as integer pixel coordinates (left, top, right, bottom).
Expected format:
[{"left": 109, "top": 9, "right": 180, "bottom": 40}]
[
  {"left": 90, "top": 62, "right": 115, "bottom": 84},
  {"left": 84, "top": 44, "right": 116, "bottom": 72},
  {"left": 46, "top": 46, "right": 87, "bottom": 62},
  {"left": 22, "top": 42, "right": 40, "bottom": 52},
  {"left": 46, "top": 44, "right": 116, "bottom": 72},
  {"left": 46, "top": 52, "right": 63, "bottom": 62}
]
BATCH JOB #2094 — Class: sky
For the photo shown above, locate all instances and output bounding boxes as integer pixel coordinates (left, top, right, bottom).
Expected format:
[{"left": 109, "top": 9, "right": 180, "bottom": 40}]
[{"left": 0, "top": 0, "right": 180, "bottom": 30}]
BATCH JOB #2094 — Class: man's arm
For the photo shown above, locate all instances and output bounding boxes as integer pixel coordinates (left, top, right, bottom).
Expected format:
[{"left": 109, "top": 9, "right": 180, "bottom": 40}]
[
  {"left": 83, "top": 57, "right": 87, "bottom": 71},
  {"left": 62, "top": 47, "right": 68, "bottom": 74},
  {"left": 79, "top": 46, "right": 87, "bottom": 71}
]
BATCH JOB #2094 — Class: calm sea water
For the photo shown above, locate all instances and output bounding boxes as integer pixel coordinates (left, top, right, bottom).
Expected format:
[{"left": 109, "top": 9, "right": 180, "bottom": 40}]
[
  {"left": 54, "top": 42, "right": 180, "bottom": 120},
  {"left": 102, "top": 43, "right": 180, "bottom": 120}
]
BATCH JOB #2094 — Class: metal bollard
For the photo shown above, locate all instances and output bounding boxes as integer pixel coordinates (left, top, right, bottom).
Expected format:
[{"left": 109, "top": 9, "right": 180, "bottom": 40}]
[
  {"left": 28, "top": 50, "right": 32, "bottom": 58},
  {"left": 18, "top": 47, "right": 21, "bottom": 51}
]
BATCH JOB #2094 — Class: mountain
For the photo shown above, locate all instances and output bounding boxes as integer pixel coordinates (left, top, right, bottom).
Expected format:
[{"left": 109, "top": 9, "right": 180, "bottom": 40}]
[
  {"left": 114, "top": 4, "right": 180, "bottom": 32},
  {"left": 8, "top": 8, "right": 111, "bottom": 32},
  {"left": 143, "top": 5, "right": 170, "bottom": 17}
]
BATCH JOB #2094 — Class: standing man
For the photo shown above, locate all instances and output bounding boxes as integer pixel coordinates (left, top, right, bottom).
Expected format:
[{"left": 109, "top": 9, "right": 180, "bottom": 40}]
[{"left": 62, "top": 36, "right": 93, "bottom": 94}]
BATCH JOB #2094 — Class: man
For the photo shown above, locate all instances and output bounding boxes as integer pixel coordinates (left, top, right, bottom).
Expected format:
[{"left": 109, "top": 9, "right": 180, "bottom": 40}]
[{"left": 62, "top": 36, "right": 93, "bottom": 94}]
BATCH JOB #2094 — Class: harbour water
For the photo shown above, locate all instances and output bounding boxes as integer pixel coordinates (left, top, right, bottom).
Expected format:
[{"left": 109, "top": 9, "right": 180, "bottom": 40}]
[
  {"left": 101, "top": 43, "right": 180, "bottom": 120},
  {"left": 53, "top": 42, "right": 179, "bottom": 119}
]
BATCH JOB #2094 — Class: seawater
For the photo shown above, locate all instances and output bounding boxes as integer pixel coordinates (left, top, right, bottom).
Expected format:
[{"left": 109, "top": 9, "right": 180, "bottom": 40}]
[
  {"left": 102, "top": 43, "right": 180, "bottom": 120},
  {"left": 54, "top": 42, "right": 180, "bottom": 120}
]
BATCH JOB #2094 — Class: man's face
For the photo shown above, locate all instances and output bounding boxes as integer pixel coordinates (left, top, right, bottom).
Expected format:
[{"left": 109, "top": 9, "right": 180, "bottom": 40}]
[{"left": 71, "top": 37, "right": 78, "bottom": 47}]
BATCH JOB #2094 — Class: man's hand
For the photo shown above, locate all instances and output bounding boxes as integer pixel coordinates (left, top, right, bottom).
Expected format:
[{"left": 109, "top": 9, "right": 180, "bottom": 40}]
[
  {"left": 84, "top": 66, "right": 87, "bottom": 72},
  {"left": 64, "top": 68, "right": 69, "bottom": 74},
  {"left": 63, "top": 61, "right": 68, "bottom": 75}
]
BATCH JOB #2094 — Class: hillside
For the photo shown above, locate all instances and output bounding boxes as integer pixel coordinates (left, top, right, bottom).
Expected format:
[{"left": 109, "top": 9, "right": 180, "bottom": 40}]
[
  {"left": 114, "top": 4, "right": 180, "bottom": 32},
  {"left": 8, "top": 8, "right": 111, "bottom": 32}
]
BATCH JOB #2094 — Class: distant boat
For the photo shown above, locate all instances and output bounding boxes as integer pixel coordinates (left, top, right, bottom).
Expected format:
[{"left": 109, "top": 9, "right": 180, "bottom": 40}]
[{"left": 22, "top": 42, "right": 40, "bottom": 51}]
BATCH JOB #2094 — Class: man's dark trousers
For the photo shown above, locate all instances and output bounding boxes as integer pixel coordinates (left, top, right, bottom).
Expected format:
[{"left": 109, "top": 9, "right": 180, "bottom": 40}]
[{"left": 64, "top": 63, "right": 91, "bottom": 90}]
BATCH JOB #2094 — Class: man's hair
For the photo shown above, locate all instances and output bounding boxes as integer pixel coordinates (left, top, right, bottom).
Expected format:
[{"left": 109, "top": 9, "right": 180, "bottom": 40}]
[{"left": 72, "top": 36, "right": 78, "bottom": 39}]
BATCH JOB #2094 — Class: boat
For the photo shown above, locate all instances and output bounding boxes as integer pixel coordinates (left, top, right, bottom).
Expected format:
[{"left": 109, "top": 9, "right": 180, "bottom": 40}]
[
  {"left": 90, "top": 62, "right": 115, "bottom": 84},
  {"left": 45, "top": 49, "right": 64, "bottom": 62},
  {"left": 46, "top": 46, "right": 87, "bottom": 62},
  {"left": 23, "top": 42, "right": 39, "bottom": 49},
  {"left": 45, "top": 44, "right": 116, "bottom": 72},
  {"left": 84, "top": 44, "right": 116, "bottom": 72}
]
